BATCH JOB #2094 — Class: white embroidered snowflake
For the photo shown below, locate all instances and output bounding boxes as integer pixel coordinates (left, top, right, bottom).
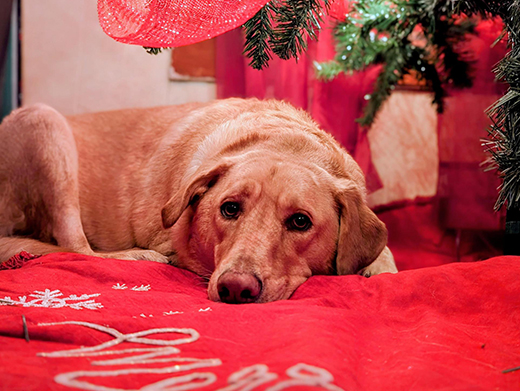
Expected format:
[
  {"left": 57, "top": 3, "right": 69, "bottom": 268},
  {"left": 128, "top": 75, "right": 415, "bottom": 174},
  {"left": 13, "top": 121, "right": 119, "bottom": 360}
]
[
  {"left": 198, "top": 307, "right": 212, "bottom": 312},
  {"left": 131, "top": 284, "right": 151, "bottom": 291},
  {"left": 112, "top": 283, "right": 128, "bottom": 290},
  {"left": 0, "top": 289, "right": 103, "bottom": 310}
]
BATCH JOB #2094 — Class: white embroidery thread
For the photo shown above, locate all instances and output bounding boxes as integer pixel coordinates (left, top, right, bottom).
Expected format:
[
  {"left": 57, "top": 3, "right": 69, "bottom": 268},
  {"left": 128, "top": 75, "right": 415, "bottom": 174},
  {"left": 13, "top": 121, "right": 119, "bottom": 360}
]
[
  {"left": 38, "top": 321, "right": 200, "bottom": 357},
  {"left": 217, "top": 364, "right": 278, "bottom": 391},
  {"left": 132, "top": 285, "right": 151, "bottom": 292},
  {"left": 38, "top": 321, "right": 221, "bottom": 390},
  {"left": 112, "top": 283, "right": 128, "bottom": 290},
  {"left": 0, "top": 289, "right": 102, "bottom": 310},
  {"left": 37, "top": 321, "right": 345, "bottom": 391},
  {"left": 56, "top": 371, "right": 216, "bottom": 391},
  {"left": 265, "top": 363, "right": 344, "bottom": 391}
]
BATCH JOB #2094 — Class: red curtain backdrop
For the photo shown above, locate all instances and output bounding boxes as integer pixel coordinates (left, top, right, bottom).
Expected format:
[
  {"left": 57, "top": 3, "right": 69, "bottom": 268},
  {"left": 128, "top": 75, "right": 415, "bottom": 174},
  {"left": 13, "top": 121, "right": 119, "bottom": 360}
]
[{"left": 437, "top": 19, "right": 507, "bottom": 232}]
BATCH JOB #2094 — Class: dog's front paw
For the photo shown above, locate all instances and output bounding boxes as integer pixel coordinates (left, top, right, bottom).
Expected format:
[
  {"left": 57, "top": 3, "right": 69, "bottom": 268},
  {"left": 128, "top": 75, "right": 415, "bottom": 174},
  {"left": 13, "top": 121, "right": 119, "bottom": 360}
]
[
  {"left": 358, "top": 261, "right": 396, "bottom": 278},
  {"left": 358, "top": 266, "right": 374, "bottom": 278},
  {"left": 357, "top": 247, "right": 398, "bottom": 278}
]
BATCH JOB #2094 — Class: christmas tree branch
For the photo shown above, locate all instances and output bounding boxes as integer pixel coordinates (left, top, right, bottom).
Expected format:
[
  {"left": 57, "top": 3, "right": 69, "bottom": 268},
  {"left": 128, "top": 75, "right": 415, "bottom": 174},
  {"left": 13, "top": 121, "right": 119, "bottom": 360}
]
[
  {"left": 484, "top": 0, "right": 520, "bottom": 209},
  {"left": 243, "top": 3, "right": 275, "bottom": 70},
  {"left": 241, "top": 0, "right": 330, "bottom": 69},
  {"left": 316, "top": 0, "right": 479, "bottom": 126},
  {"left": 270, "top": 0, "right": 330, "bottom": 60}
]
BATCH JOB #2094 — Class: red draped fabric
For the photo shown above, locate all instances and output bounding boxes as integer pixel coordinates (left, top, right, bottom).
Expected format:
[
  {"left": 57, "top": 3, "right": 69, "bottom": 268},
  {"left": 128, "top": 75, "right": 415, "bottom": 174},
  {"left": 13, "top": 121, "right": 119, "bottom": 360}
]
[
  {"left": 1, "top": 252, "right": 520, "bottom": 389},
  {"left": 437, "top": 19, "right": 507, "bottom": 232}
]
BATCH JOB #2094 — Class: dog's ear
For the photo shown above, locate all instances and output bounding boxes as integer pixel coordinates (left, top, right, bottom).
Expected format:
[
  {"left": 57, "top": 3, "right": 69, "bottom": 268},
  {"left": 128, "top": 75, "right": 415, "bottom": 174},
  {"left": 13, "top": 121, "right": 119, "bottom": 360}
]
[
  {"left": 161, "top": 161, "right": 232, "bottom": 229},
  {"left": 334, "top": 181, "right": 387, "bottom": 275}
]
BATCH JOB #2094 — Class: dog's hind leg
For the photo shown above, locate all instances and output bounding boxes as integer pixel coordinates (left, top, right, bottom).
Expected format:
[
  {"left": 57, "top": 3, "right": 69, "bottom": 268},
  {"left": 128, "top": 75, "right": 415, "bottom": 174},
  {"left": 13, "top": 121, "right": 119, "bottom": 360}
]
[
  {"left": 0, "top": 237, "right": 70, "bottom": 261},
  {"left": 0, "top": 104, "right": 94, "bottom": 261},
  {"left": 0, "top": 236, "right": 169, "bottom": 263},
  {"left": 0, "top": 105, "right": 169, "bottom": 264}
]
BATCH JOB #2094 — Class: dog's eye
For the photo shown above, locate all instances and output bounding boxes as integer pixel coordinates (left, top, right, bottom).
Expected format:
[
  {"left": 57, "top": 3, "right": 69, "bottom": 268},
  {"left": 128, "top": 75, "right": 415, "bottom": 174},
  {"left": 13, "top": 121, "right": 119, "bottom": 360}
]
[
  {"left": 221, "top": 201, "right": 241, "bottom": 219},
  {"left": 286, "top": 213, "right": 312, "bottom": 231}
]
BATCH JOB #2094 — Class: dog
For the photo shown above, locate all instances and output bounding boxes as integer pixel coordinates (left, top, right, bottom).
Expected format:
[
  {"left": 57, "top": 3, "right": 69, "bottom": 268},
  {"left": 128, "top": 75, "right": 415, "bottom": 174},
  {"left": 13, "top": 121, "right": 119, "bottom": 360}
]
[{"left": 0, "top": 98, "right": 397, "bottom": 303}]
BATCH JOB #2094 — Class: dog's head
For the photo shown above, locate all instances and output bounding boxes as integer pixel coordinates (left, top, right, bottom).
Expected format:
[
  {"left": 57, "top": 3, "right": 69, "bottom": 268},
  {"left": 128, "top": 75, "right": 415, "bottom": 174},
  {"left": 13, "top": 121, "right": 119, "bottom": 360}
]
[{"left": 161, "top": 150, "right": 387, "bottom": 304}]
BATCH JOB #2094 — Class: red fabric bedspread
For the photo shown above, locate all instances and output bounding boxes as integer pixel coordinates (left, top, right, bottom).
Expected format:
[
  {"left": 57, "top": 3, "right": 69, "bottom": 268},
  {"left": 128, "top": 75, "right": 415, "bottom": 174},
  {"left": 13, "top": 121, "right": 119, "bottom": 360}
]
[{"left": 1, "top": 253, "right": 519, "bottom": 390}]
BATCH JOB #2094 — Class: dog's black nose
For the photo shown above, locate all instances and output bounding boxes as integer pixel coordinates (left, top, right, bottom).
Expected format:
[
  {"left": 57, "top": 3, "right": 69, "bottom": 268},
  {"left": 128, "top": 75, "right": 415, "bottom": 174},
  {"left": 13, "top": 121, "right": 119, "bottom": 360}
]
[{"left": 217, "top": 272, "right": 262, "bottom": 304}]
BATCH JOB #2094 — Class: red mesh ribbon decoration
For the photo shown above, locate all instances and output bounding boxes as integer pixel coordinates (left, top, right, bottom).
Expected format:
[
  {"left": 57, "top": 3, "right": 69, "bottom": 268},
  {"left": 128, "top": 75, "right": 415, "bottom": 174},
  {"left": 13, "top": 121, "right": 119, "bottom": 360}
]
[{"left": 98, "top": 0, "right": 271, "bottom": 47}]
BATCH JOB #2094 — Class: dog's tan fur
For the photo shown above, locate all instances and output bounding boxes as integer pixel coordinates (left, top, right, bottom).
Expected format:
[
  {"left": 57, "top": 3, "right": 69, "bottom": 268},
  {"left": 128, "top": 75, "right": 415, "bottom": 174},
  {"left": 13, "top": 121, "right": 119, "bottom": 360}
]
[{"left": 0, "top": 98, "right": 397, "bottom": 302}]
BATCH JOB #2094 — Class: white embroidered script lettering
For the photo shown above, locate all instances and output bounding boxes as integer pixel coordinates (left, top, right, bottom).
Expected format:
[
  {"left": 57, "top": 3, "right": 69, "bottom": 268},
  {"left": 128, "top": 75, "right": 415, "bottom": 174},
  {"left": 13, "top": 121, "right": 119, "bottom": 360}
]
[{"left": 38, "top": 321, "right": 344, "bottom": 391}]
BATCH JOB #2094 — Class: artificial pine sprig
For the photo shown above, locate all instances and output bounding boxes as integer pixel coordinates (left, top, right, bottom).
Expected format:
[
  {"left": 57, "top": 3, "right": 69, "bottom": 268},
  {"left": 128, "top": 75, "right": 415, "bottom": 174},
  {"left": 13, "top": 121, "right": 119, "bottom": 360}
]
[
  {"left": 360, "top": 45, "right": 405, "bottom": 127},
  {"left": 144, "top": 47, "right": 166, "bottom": 55},
  {"left": 241, "top": 0, "right": 330, "bottom": 70},
  {"left": 316, "top": 0, "right": 477, "bottom": 126},
  {"left": 270, "top": 0, "right": 330, "bottom": 60},
  {"left": 243, "top": 3, "right": 275, "bottom": 69},
  {"left": 483, "top": 0, "right": 520, "bottom": 210}
]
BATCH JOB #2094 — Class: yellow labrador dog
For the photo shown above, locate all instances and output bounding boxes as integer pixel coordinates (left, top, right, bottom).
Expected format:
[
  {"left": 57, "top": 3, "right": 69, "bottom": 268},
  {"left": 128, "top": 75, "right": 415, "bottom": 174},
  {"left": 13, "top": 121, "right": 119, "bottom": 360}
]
[{"left": 0, "top": 98, "right": 397, "bottom": 303}]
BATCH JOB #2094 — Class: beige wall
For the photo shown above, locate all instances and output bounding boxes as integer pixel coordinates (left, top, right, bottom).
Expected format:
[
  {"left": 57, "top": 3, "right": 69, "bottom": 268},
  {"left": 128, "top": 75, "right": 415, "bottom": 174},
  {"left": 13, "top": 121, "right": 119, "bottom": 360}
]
[
  {"left": 21, "top": 0, "right": 216, "bottom": 115},
  {"left": 368, "top": 91, "right": 438, "bottom": 208}
]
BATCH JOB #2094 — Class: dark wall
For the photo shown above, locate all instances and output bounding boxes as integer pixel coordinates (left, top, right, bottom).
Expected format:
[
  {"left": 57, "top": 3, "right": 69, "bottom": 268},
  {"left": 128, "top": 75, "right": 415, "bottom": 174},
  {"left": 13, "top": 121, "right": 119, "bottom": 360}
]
[{"left": 0, "top": 0, "right": 14, "bottom": 120}]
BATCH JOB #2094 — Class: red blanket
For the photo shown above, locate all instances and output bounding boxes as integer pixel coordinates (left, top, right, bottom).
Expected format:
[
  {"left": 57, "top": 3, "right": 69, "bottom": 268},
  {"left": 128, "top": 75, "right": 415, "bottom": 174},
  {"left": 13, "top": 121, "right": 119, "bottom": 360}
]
[{"left": 1, "top": 253, "right": 519, "bottom": 390}]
